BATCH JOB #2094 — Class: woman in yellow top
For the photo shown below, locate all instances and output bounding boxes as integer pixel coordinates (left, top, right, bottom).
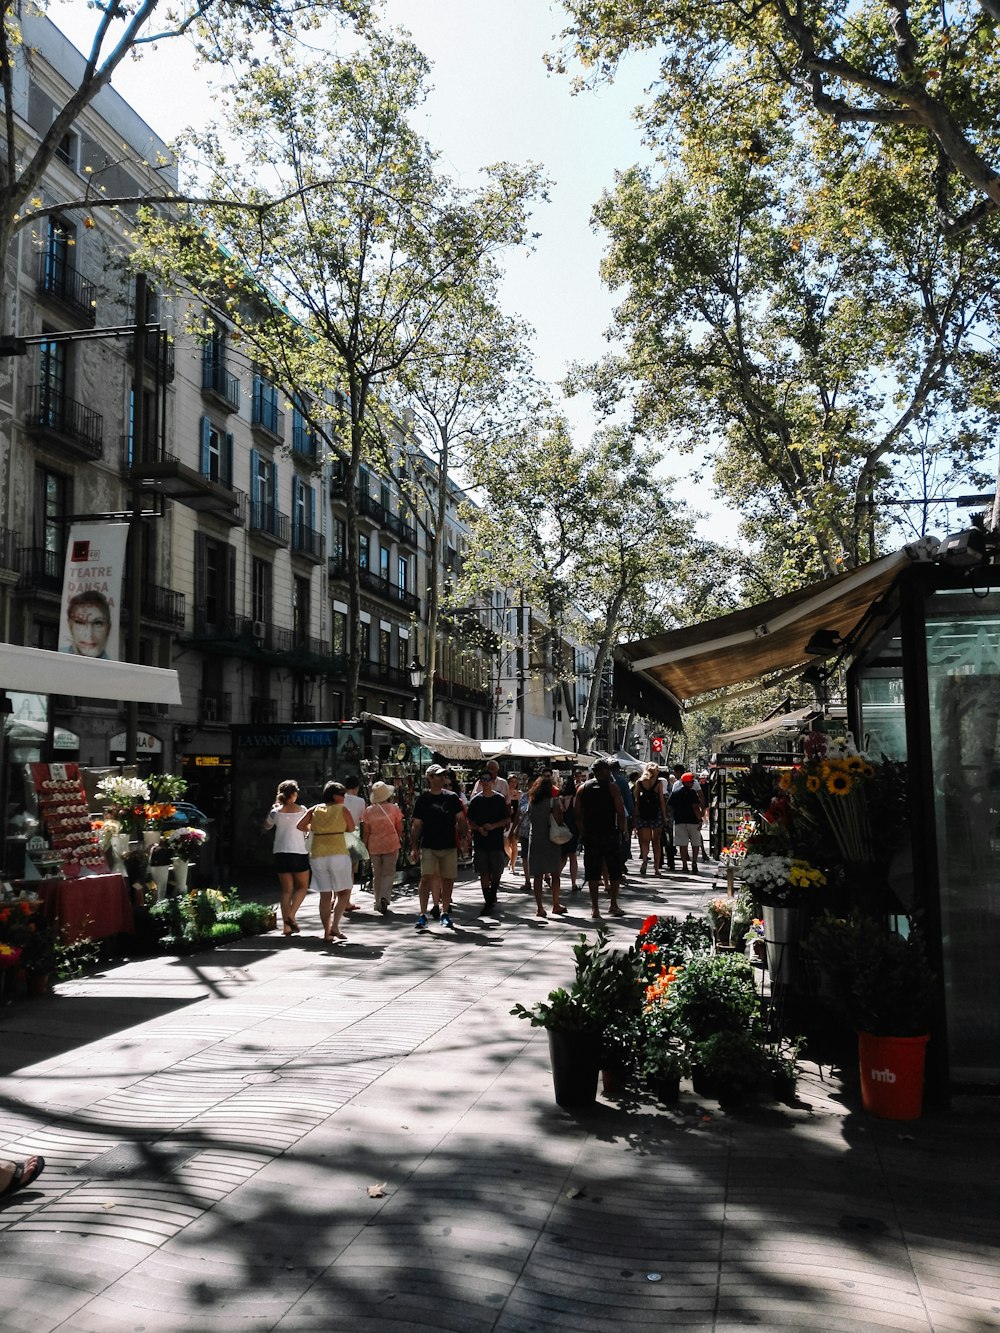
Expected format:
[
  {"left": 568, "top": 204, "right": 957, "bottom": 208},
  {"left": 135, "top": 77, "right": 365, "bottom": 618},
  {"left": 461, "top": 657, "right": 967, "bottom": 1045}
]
[{"left": 297, "top": 780, "right": 356, "bottom": 942}]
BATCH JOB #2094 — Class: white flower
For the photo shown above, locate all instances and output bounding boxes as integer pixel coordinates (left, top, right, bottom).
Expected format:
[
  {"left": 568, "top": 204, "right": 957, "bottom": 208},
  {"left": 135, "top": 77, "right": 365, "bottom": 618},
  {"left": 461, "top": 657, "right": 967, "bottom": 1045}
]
[{"left": 96, "top": 776, "right": 150, "bottom": 806}]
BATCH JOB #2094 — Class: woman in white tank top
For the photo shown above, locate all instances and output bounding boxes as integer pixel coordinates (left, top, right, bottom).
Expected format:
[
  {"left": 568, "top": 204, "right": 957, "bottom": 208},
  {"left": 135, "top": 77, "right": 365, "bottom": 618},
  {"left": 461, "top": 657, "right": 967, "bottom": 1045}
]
[{"left": 264, "top": 779, "right": 310, "bottom": 935}]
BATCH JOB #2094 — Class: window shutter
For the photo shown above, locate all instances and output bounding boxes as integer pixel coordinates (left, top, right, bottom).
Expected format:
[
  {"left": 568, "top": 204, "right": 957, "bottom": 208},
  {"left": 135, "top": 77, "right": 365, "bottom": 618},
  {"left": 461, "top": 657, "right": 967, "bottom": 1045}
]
[
  {"left": 272, "top": 460, "right": 279, "bottom": 519},
  {"left": 225, "top": 542, "right": 236, "bottom": 620},
  {"left": 194, "top": 532, "right": 208, "bottom": 622},
  {"left": 224, "top": 432, "right": 234, "bottom": 488},
  {"left": 200, "top": 416, "right": 211, "bottom": 475},
  {"left": 250, "top": 447, "right": 260, "bottom": 506},
  {"left": 291, "top": 473, "right": 301, "bottom": 535}
]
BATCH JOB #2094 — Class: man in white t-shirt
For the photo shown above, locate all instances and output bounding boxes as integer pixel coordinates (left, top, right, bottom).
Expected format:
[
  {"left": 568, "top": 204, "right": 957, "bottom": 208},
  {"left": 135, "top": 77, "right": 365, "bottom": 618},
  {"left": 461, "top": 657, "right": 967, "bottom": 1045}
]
[{"left": 471, "top": 759, "right": 508, "bottom": 800}]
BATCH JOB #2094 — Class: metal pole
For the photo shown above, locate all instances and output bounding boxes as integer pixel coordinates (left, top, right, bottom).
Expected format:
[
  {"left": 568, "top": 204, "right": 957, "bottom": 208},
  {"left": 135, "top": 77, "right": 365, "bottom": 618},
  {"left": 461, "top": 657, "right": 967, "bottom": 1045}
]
[{"left": 125, "top": 273, "right": 146, "bottom": 766}]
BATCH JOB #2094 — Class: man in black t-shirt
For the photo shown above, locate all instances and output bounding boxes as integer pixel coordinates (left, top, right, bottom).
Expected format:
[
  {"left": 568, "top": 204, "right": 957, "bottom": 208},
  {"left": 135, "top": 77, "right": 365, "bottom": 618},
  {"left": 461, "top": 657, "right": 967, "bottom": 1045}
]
[
  {"left": 467, "top": 771, "right": 509, "bottom": 914},
  {"left": 410, "top": 765, "right": 469, "bottom": 929},
  {"left": 574, "top": 759, "right": 628, "bottom": 919},
  {"left": 667, "top": 773, "right": 705, "bottom": 874}
]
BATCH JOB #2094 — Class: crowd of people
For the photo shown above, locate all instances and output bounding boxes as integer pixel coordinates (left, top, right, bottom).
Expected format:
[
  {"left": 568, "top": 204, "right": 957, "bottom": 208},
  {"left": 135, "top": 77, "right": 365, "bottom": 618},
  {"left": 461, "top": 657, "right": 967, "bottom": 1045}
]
[{"left": 263, "top": 757, "right": 710, "bottom": 940}]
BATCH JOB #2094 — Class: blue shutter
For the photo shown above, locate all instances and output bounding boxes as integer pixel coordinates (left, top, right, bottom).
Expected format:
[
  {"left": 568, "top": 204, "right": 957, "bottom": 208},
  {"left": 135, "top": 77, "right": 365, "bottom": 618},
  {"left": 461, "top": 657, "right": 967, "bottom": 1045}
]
[
  {"left": 250, "top": 448, "right": 260, "bottom": 506},
  {"left": 306, "top": 483, "right": 315, "bottom": 529},
  {"left": 272, "top": 461, "right": 279, "bottom": 521},
  {"left": 223, "top": 432, "right": 233, "bottom": 488},
  {"left": 200, "top": 416, "right": 211, "bottom": 475},
  {"left": 291, "top": 473, "right": 301, "bottom": 539}
]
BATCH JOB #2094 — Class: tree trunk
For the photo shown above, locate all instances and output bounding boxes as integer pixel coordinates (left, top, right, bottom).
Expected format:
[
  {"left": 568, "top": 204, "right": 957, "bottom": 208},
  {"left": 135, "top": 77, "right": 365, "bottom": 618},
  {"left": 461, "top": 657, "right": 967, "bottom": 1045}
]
[{"left": 343, "top": 385, "right": 366, "bottom": 717}]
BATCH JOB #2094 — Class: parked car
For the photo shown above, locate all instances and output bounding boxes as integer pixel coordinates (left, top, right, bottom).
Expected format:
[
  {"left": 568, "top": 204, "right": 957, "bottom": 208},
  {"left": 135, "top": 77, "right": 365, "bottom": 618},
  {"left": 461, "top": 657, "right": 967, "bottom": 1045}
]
[{"left": 160, "top": 802, "right": 212, "bottom": 829}]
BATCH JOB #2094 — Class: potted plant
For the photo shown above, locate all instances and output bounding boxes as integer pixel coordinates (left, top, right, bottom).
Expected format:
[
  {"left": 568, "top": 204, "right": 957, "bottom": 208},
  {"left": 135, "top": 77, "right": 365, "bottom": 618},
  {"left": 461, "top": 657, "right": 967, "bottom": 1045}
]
[
  {"left": 766, "top": 1036, "right": 805, "bottom": 1103},
  {"left": 707, "top": 896, "right": 734, "bottom": 947},
  {"left": 804, "top": 913, "right": 937, "bottom": 1120},
  {"left": 168, "top": 827, "right": 207, "bottom": 890},
  {"left": 512, "top": 929, "right": 642, "bottom": 1107},
  {"left": 690, "top": 1030, "right": 766, "bottom": 1105},
  {"left": 147, "top": 838, "right": 173, "bottom": 899},
  {"left": 662, "top": 952, "right": 764, "bottom": 1103}
]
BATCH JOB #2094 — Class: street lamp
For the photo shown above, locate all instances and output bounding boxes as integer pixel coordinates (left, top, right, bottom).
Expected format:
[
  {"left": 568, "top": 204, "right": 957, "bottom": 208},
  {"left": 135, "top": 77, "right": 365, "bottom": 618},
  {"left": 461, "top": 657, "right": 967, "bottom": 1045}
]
[{"left": 408, "top": 652, "right": 425, "bottom": 720}]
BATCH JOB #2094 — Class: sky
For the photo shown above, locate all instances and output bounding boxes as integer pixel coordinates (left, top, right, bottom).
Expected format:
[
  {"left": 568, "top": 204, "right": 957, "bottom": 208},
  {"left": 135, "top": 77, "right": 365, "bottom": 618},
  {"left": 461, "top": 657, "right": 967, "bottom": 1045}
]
[{"left": 52, "top": 0, "right": 736, "bottom": 538}]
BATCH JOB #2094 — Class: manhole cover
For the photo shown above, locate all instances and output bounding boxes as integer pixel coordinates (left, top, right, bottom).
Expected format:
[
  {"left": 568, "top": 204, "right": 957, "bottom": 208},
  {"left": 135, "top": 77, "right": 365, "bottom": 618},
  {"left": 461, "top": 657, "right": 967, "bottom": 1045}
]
[{"left": 80, "top": 1141, "right": 193, "bottom": 1181}]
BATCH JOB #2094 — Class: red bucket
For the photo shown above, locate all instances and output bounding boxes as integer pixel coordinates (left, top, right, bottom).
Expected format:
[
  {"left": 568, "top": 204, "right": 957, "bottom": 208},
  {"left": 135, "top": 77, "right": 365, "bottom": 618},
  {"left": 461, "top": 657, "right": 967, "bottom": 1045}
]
[{"left": 858, "top": 1032, "right": 930, "bottom": 1121}]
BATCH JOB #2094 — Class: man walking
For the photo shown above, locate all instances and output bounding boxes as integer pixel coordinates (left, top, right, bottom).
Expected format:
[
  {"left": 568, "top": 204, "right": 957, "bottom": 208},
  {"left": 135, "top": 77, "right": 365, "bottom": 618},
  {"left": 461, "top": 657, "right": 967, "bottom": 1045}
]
[
  {"left": 467, "top": 769, "right": 509, "bottom": 915},
  {"left": 574, "top": 758, "right": 627, "bottom": 919},
  {"left": 409, "top": 765, "right": 469, "bottom": 929},
  {"left": 668, "top": 772, "right": 705, "bottom": 874}
]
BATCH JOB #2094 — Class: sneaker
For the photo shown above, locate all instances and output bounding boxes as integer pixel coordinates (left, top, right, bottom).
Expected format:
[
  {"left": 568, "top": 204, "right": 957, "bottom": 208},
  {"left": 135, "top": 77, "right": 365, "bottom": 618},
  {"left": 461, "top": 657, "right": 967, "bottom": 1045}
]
[
  {"left": 440, "top": 912, "right": 453, "bottom": 929},
  {"left": 430, "top": 904, "right": 441, "bottom": 920},
  {"left": 415, "top": 913, "right": 427, "bottom": 929}
]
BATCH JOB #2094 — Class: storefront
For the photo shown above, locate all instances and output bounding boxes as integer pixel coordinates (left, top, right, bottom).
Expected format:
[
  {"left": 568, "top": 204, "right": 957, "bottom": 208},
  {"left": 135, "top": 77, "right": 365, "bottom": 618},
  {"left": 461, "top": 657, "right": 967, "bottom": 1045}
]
[{"left": 616, "top": 547, "right": 1000, "bottom": 1087}]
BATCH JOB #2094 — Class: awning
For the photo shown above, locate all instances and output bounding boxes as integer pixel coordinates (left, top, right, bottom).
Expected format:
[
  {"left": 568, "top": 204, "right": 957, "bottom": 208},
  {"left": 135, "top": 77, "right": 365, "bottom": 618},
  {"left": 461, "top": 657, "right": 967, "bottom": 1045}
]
[
  {"left": 5, "top": 717, "right": 80, "bottom": 750},
  {"left": 0, "top": 643, "right": 182, "bottom": 706},
  {"left": 482, "top": 738, "right": 590, "bottom": 765},
  {"left": 616, "top": 552, "right": 909, "bottom": 704},
  {"left": 713, "top": 705, "right": 848, "bottom": 749},
  {"left": 363, "top": 713, "right": 484, "bottom": 762}
]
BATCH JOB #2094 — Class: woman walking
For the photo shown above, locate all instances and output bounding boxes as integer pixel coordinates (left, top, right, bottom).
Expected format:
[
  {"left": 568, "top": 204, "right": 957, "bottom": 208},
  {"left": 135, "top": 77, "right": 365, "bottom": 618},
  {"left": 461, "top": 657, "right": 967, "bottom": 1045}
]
[
  {"left": 527, "top": 770, "right": 566, "bottom": 917},
  {"left": 264, "top": 779, "right": 310, "bottom": 935},
  {"left": 505, "top": 773, "right": 522, "bottom": 874},
  {"left": 297, "top": 780, "right": 356, "bottom": 942},
  {"left": 361, "top": 780, "right": 403, "bottom": 914},
  {"left": 558, "top": 772, "right": 581, "bottom": 893},
  {"left": 633, "top": 762, "right": 669, "bottom": 876}
]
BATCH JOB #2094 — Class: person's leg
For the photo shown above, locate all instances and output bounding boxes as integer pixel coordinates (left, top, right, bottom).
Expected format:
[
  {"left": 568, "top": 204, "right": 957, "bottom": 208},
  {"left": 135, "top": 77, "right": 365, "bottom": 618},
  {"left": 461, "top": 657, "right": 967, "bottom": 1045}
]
[
  {"left": 277, "top": 870, "right": 294, "bottom": 932},
  {"left": 651, "top": 828, "right": 662, "bottom": 874},
  {"left": 290, "top": 870, "right": 309, "bottom": 926},
  {"left": 532, "top": 873, "right": 546, "bottom": 915},
  {"left": 521, "top": 837, "right": 531, "bottom": 889},
  {"left": 690, "top": 831, "right": 699, "bottom": 872},
  {"left": 331, "top": 887, "right": 352, "bottom": 938},
  {"left": 318, "top": 890, "right": 333, "bottom": 939},
  {"left": 550, "top": 869, "right": 566, "bottom": 914},
  {"left": 638, "top": 827, "right": 650, "bottom": 872},
  {"left": 608, "top": 877, "right": 624, "bottom": 915},
  {"left": 418, "top": 874, "right": 432, "bottom": 913},
  {"left": 439, "top": 877, "right": 455, "bottom": 920}
]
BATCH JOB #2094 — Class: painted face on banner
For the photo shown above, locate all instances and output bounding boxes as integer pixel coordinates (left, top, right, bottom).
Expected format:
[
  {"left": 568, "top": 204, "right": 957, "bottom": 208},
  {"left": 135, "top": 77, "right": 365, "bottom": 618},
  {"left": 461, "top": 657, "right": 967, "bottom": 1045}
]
[{"left": 66, "top": 598, "right": 111, "bottom": 657}]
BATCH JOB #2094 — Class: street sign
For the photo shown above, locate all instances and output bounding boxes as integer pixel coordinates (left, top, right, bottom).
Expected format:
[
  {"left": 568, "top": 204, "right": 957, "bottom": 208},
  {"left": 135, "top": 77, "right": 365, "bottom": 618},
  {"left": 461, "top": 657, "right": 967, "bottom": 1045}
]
[{"left": 651, "top": 736, "right": 663, "bottom": 753}]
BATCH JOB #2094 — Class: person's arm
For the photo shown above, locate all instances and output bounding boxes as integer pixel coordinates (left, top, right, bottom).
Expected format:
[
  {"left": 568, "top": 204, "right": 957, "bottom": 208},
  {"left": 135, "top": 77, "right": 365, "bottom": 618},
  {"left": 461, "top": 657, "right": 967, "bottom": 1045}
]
[
  {"left": 296, "top": 808, "right": 313, "bottom": 833},
  {"left": 456, "top": 808, "right": 470, "bottom": 847},
  {"left": 410, "top": 816, "right": 423, "bottom": 853},
  {"left": 360, "top": 810, "right": 372, "bottom": 847},
  {"left": 658, "top": 788, "right": 669, "bottom": 824},
  {"left": 550, "top": 797, "right": 564, "bottom": 825},
  {"left": 342, "top": 806, "right": 356, "bottom": 833},
  {"left": 611, "top": 784, "right": 626, "bottom": 835},
  {"left": 573, "top": 790, "right": 585, "bottom": 839}
]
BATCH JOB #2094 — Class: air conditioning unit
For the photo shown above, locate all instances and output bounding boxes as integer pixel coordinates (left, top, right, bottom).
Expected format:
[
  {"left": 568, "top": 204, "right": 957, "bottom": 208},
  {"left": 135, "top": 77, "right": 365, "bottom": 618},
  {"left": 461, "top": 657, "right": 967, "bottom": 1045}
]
[{"left": 251, "top": 620, "right": 266, "bottom": 642}]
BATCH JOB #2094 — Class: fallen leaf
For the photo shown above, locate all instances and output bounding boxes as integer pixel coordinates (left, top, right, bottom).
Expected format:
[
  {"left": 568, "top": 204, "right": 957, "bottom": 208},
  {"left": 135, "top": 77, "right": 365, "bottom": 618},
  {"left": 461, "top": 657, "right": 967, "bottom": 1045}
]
[
  {"left": 367, "top": 1183, "right": 386, "bottom": 1198},
  {"left": 565, "top": 1186, "right": 585, "bottom": 1199}
]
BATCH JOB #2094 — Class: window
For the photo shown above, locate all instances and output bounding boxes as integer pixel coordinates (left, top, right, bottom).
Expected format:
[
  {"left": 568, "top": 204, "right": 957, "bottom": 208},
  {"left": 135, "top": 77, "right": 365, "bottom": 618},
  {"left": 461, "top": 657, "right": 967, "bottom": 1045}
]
[
  {"left": 200, "top": 417, "right": 233, "bottom": 487},
  {"left": 332, "top": 610, "right": 347, "bottom": 657},
  {"left": 44, "top": 217, "right": 73, "bottom": 294},
  {"left": 251, "top": 558, "right": 272, "bottom": 626},
  {"left": 38, "top": 332, "right": 67, "bottom": 423},
  {"left": 359, "top": 620, "right": 371, "bottom": 660},
  {"left": 35, "top": 466, "right": 68, "bottom": 571},
  {"left": 380, "top": 481, "right": 391, "bottom": 512},
  {"left": 252, "top": 373, "right": 282, "bottom": 437},
  {"left": 379, "top": 545, "right": 390, "bottom": 581},
  {"left": 398, "top": 556, "right": 408, "bottom": 593},
  {"left": 250, "top": 448, "right": 277, "bottom": 519},
  {"left": 378, "top": 627, "right": 391, "bottom": 668},
  {"left": 292, "top": 476, "right": 315, "bottom": 543},
  {"left": 293, "top": 576, "right": 310, "bottom": 644},
  {"left": 359, "top": 532, "right": 369, "bottom": 569},
  {"left": 55, "top": 130, "right": 79, "bottom": 169},
  {"left": 195, "top": 534, "right": 236, "bottom": 632},
  {"left": 291, "top": 395, "right": 315, "bottom": 455},
  {"left": 332, "top": 519, "right": 346, "bottom": 563},
  {"left": 126, "top": 385, "right": 157, "bottom": 465}
]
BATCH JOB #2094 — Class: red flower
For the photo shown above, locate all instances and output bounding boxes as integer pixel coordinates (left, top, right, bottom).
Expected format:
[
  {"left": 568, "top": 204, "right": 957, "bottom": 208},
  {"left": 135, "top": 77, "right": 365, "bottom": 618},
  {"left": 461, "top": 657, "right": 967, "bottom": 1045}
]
[
  {"left": 639, "top": 914, "right": 658, "bottom": 936},
  {"left": 641, "top": 942, "right": 658, "bottom": 953}
]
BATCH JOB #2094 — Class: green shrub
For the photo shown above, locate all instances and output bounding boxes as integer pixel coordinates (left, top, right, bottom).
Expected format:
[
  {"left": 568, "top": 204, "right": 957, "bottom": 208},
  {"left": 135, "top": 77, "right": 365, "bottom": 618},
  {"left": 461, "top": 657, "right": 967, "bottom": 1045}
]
[{"left": 665, "top": 953, "right": 760, "bottom": 1041}]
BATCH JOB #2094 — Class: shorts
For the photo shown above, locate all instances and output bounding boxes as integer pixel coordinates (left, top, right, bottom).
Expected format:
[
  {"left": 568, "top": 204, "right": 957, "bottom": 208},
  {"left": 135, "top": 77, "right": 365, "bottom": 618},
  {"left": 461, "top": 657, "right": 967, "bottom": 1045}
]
[
  {"left": 635, "top": 817, "right": 663, "bottom": 832},
  {"left": 474, "top": 846, "right": 506, "bottom": 885},
  {"left": 274, "top": 852, "right": 310, "bottom": 874},
  {"left": 420, "top": 845, "right": 458, "bottom": 880},
  {"left": 309, "top": 853, "right": 353, "bottom": 893},
  {"left": 673, "top": 822, "right": 702, "bottom": 849},
  {"left": 582, "top": 836, "right": 626, "bottom": 886}
]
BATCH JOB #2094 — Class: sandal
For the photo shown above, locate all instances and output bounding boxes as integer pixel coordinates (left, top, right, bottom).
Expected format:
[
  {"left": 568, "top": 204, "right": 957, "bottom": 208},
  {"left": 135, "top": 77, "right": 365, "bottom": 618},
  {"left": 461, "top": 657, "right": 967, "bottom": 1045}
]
[
  {"left": 552, "top": 904, "right": 568, "bottom": 914},
  {"left": 0, "top": 1156, "right": 45, "bottom": 1199}
]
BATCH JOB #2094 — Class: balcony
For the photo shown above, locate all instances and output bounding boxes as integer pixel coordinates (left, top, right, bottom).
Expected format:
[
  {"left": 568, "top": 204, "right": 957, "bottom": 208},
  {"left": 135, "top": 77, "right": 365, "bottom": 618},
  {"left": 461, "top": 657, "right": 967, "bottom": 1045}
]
[
  {"left": 292, "top": 419, "right": 318, "bottom": 460},
  {"left": 36, "top": 254, "right": 97, "bottom": 325},
  {"left": 327, "top": 558, "right": 420, "bottom": 613},
  {"left": 251, "top": 390, "right": 284, "bottom": 443},
  {"left": 123, "top": 439, "right": 246, "bottom": 524},
  {"left": 291, "top": 522, "right": 325, "bottom": 563},
  {"left": 128, "top": 330, "right": 175, "bottom": 383},
  {"left": 201, "top": 359, "right": 241, "bottom": 412},
  {"left": 199, "top": 690, "right": 231, "bottom": 724},
  {"left": 357, "top": 489, "right": 387, "bottom": 524},
  {"left": 121, "top": 580, "right": 186, "bottom": 630},
  {"left": 360, "top": 659, "right": 415, "bottom": 691},
  {"left": 249, "top": 697, "right": 278, "bottom": 724},
  {"left": 385, "top": 509, "right": 419, "bottom": 547},
  {"left": 26, "top": 385, "right": 103, "bottom": 459},
  {"left": 291, "top": 702, "right": 317, "bottom": 722},
  {"left": 249, "top": 502, "right": 290, "bottom": 546},
  {"left": 15, "top": 545, "right": 62, "bottom": 596}
]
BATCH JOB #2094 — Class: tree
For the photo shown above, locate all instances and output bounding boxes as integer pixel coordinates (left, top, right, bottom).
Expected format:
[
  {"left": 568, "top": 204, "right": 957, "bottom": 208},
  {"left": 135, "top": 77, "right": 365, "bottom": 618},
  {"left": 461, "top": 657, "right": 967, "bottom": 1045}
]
[
  {"left": 381, "top": 266, "right": 543, "bottom": 722},
  {"left": 566, "top": 110, "right": 1000, "bottom": 584},
  {"left": 0, "top": 0, "right": 372, "bottom": 331},
  {"left": 459, "top": 419, "right": 722, "bottom": 752},
  {"left": 553, "top": 0, "right": 1000, "bottom": 236},
  {"left": 133, "top": 28, "right": 545, "bottom": 713}
]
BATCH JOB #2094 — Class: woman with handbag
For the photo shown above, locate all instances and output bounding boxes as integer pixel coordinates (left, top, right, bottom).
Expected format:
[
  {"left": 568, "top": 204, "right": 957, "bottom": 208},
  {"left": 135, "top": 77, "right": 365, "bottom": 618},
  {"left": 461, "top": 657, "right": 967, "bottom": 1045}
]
[
  {"left": 361, "top": 780, "right": 403, "bottom": 915},
  {"left": 297, "top": 781, "right": 356, "bottom": 943},
  {"left": 527, "top": 770, "right": 567, "bottom": 917},
  {"left": 633, "top": 762, "right": 669, "bottom": 877},
  {"left": 264, "top": 779, "right": 310, "bottom": 936}
]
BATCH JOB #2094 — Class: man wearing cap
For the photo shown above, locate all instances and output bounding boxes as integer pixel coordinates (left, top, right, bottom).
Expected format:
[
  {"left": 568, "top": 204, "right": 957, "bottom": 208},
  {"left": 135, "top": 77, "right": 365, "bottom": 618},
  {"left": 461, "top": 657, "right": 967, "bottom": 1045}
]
[
  {"left": 410, "top": 765, "right": 469, "bottom": 929},
  {"left": 667, "top": 773, "right": 705, "bottom": 874},
  {"left": 574, "top": 758, "right": 628, "bottom": 918},
  {"left": 467, "top": 770, "right": 509, "bottom": 914}
]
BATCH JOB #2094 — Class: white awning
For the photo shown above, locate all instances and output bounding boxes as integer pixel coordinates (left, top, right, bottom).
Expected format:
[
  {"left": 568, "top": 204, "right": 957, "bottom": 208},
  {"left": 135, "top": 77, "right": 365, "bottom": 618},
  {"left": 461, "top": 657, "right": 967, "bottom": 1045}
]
[
  {"left": 482, "top": 739, "right": 593, "bottom": 765},
  {"left": 0, "top": 643, "right": 182, "bottom": 706},
  {"left": 363, "top": 713, "right": 484, "bottom": 762}
]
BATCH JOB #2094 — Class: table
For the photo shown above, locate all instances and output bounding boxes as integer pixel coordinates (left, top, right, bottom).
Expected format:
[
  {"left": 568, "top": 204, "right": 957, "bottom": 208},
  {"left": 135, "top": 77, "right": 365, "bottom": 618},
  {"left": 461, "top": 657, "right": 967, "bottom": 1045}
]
[{"left": 29, "top": 873, "right": 134, "bottom": 943}]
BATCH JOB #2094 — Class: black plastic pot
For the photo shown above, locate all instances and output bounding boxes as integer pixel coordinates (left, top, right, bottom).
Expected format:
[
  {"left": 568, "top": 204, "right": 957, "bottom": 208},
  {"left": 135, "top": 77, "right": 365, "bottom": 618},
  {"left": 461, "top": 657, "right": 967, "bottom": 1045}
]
[
  {"left": 646, "top": 1072, "right": 681, "bottom": 1105},
  {"left": 547, "top": 1028, "right": 601, "bottom": 1107}
]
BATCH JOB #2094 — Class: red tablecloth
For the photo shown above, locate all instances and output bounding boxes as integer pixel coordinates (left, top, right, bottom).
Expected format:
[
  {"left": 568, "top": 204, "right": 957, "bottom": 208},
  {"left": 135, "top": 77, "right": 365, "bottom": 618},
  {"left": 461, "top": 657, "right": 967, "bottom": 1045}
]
[{"left": 31, "top": 873, "right": 134, "bottom": 943}]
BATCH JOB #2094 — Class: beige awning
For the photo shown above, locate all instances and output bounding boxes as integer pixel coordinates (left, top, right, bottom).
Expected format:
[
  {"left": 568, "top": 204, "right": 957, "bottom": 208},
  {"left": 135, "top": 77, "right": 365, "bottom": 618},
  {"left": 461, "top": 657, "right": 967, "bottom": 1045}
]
[
  {"left": 0, "top": 643, "right": 182, "bottom": 705},
  {"left": 616, "top": 552, "right": 909, "bottom": 704},
  {"left": 363, "top": 713, "right": 484, "bottom": 762}
]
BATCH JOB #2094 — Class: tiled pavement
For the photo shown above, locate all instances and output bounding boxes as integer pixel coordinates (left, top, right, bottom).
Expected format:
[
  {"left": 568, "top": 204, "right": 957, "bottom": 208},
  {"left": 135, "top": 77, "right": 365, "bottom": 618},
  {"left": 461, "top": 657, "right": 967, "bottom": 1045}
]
[{"left": 1, "top": 863, "right": 997, "bottom": 1332}]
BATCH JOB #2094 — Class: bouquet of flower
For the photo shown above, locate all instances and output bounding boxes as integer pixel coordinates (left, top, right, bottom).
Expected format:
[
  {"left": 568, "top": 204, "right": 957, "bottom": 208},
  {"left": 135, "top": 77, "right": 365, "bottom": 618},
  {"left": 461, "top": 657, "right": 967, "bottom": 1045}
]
[
  {"left": 168, "top": 827, "right": 207, "bottom": 862},
  {"left": 96, "top": 818, "right": 122, "bottom": 851},
  {"left": 741, "top": 851, "right": 827, "bottom": 906},
  {"left": 95, "top": 775, "right": 150, "bottom": 822},
  {"left": 720, "top": 816, "right": 757, "bottom": 863},
  {"left": 142, "top": 803, "right": 177, "bottom": 830}
]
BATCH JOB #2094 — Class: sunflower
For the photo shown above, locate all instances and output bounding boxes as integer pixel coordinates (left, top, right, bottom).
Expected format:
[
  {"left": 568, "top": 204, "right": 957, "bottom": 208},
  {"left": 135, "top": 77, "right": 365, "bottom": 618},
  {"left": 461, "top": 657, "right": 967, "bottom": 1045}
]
[
  {"left": 826, "top": 771, "right": 853, "bottom": 795},
  {"left": 805, "top": 774, "right": 822, "bottom": 793},
  {"left": 844, "top": 755, "right": 865, "bottom": 772},
  {"left": 860, "top": 763, "right": 874, "bottom": 778},
  {"left": 778, "top": 770, "right": 792, "bottom": 791}
]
